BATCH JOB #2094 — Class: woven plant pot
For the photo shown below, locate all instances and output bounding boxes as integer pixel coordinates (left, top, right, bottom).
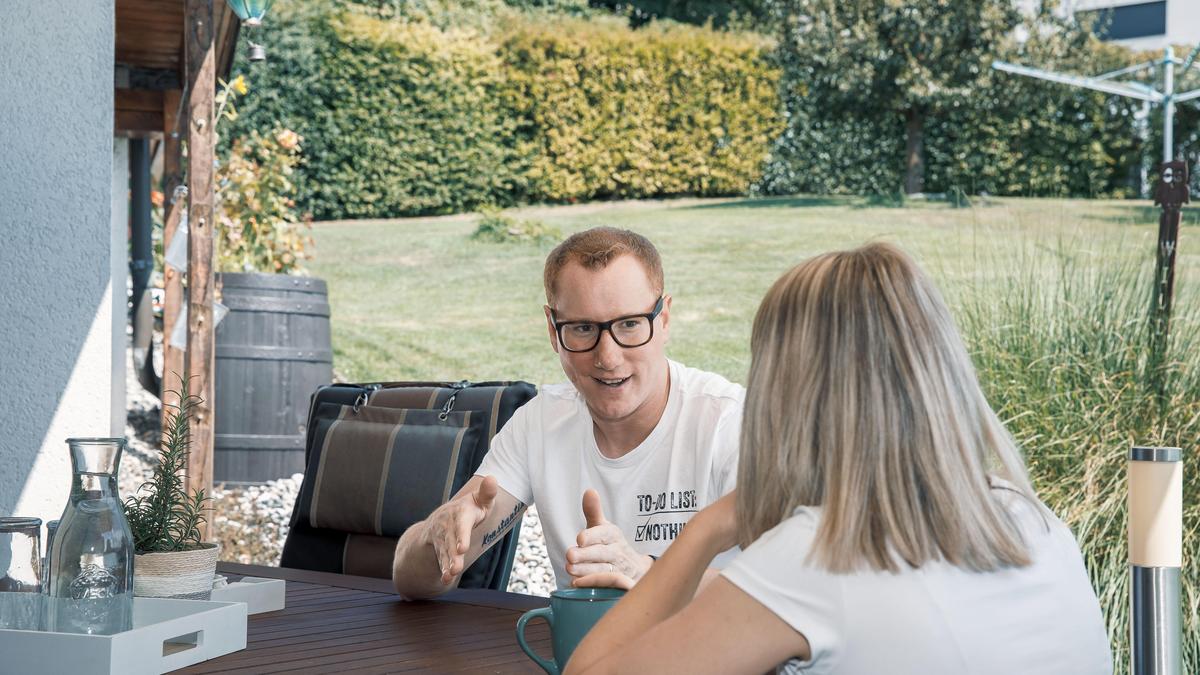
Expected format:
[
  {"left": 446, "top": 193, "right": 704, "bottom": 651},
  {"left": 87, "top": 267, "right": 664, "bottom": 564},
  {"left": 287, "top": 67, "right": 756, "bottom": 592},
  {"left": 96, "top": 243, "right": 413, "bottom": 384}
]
[{"left": 133, "top": 542, "right": 220, "bottom": 600}]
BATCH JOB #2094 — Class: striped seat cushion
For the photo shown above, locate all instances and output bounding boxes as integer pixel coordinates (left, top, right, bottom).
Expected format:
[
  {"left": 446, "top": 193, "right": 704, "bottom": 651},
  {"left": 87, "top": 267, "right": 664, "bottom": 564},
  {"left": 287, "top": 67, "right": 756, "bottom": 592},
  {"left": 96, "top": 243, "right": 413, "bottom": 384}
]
[{"left": 299, "top": 403, "right": 484, "bottom": 537}]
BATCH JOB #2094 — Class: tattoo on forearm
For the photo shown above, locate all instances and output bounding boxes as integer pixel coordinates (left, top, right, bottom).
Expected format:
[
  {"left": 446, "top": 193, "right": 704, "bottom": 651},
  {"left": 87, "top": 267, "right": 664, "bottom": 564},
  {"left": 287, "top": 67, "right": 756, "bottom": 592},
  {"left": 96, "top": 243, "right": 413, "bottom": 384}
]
[{"left": 482, "top": 501, "right": 526, "bottom": 547}]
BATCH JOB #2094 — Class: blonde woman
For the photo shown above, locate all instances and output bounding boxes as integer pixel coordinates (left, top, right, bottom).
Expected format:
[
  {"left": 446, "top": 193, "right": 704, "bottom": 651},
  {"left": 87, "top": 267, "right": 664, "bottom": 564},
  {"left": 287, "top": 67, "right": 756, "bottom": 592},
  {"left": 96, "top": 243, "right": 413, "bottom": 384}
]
[{"left": 566, "top": 243, "right": 1111, "bottom": 674}]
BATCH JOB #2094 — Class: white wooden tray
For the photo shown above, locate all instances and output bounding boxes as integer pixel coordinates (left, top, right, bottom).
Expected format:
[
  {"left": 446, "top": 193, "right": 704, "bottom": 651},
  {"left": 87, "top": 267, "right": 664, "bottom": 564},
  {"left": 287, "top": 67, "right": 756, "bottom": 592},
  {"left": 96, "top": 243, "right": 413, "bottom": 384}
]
[
  {"left": 0, "top": 597, "right": 247, "bottom": 675},
  {"left": 210, "top": 576, "right": 286, "bottom": 615}
]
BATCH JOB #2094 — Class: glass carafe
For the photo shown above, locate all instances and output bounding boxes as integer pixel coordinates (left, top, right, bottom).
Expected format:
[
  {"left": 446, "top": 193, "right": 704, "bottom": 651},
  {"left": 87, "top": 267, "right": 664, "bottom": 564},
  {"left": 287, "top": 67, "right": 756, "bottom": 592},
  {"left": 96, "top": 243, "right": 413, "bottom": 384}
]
[
  {"left": 0, "top": 517, "right": 42, "bottom": 629},
  {"left": 48, "top": 438, "right": 134, "bottom": 635}
]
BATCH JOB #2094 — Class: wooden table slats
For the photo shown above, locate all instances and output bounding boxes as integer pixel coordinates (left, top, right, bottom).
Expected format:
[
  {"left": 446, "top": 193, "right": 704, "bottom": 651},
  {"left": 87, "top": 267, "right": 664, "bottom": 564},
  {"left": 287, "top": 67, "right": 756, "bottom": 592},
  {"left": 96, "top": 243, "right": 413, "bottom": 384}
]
[{"left": 177, "top": 562, "right": 551, "bottom": 674}]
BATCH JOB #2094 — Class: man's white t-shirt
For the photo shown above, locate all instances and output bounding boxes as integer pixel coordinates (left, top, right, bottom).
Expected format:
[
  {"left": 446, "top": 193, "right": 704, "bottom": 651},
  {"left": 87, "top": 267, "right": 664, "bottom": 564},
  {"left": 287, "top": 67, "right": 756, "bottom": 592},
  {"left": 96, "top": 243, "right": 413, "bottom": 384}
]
[
  {"left": 476, "top": 359, "right": 744, "bottom": 589},
  {"left": 722, "top": 489, "right": 1113, "bottom": 674}
]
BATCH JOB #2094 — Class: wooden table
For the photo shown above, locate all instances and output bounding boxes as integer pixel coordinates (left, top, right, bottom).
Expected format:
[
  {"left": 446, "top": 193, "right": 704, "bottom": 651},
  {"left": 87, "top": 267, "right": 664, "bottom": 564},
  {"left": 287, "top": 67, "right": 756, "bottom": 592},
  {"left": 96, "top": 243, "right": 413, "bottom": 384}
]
[{"left": 178, "top": 562, "right": 552, "bottom": 674}]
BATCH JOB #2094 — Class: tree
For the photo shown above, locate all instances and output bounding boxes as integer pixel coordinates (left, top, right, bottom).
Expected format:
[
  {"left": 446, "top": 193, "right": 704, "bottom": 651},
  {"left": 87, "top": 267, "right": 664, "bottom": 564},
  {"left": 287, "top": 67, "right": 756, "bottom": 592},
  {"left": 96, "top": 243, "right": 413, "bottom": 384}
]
[{"left": 768, "top": 0, "right": 1020, "bottom": 194}]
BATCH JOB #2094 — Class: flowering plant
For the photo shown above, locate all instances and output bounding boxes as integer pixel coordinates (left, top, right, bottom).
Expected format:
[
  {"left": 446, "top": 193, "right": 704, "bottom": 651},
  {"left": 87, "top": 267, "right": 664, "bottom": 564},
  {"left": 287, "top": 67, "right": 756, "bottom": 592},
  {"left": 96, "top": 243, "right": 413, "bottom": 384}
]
[{"left": 214, "top": 76, "right": 313, "bottom": 274}]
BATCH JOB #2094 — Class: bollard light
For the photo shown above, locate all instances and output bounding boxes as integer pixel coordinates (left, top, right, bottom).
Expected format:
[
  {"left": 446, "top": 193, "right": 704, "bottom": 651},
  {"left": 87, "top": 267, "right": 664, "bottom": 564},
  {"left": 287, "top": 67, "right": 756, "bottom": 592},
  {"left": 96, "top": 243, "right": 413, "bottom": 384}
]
[{"left": 1128, "top": 446, "right": 1183, "bottom": 675}]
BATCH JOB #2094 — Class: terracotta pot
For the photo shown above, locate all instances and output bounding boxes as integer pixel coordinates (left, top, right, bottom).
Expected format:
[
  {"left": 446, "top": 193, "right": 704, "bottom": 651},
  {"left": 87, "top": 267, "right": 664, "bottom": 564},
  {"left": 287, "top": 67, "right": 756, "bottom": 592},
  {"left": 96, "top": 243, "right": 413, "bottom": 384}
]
[{"left": 133, "top": 542, "right": 220, "bottom": 600}]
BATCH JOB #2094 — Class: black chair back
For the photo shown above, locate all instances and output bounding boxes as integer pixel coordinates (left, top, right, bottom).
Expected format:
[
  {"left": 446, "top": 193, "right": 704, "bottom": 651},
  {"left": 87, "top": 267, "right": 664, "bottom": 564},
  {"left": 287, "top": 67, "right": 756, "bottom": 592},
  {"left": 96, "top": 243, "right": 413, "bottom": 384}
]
[{"left": 281, "top": 380, "right": 537, "bottom": 590}]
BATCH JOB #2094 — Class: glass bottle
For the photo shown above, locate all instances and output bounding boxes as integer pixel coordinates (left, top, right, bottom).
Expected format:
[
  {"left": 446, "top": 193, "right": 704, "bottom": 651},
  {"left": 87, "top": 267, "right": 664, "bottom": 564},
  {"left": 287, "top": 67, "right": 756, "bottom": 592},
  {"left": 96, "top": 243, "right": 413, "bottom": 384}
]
[
  {"left": 0, "top": 517, "right": 42, "bottom": 630},
  {"left": 48, "top": 438, "right": 134, "bottom": 635}
]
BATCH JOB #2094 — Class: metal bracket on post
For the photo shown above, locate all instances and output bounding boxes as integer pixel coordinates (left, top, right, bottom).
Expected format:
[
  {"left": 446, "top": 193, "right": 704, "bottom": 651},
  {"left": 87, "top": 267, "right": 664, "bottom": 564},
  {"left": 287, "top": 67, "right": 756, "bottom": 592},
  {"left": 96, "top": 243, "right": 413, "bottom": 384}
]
[{"left": 1128, "top": 446, "right": 1183, "bottom": 675}]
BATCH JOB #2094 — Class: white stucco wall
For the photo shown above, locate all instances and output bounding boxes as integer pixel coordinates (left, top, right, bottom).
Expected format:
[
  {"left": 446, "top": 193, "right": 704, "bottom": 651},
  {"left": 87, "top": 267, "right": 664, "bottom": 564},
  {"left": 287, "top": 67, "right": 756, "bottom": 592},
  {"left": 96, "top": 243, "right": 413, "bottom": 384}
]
[
  {"left": 0, "top": 1, "right": 119, "bottom": 525},
  {"left": 113, "top": 140, "right": 129, "bottom": 437}
]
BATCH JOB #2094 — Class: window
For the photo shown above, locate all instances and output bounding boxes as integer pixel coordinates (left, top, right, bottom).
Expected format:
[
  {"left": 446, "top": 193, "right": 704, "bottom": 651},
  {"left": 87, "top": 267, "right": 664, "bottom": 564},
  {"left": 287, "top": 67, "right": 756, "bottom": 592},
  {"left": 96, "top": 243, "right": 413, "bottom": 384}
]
[{"left": 1079, "top": 1, "right": 1167, "bottom": 41}]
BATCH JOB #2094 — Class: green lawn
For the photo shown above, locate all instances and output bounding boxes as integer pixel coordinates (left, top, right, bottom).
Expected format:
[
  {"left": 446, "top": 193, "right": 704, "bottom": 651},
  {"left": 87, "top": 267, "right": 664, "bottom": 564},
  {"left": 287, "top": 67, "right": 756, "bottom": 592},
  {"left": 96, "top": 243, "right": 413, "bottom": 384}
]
[
  {"left": 309, "top": 195, "right": 1196, "bottom": 387},
  {"left": 309, "top": 194, "right": 1200, "bottom": 672}
]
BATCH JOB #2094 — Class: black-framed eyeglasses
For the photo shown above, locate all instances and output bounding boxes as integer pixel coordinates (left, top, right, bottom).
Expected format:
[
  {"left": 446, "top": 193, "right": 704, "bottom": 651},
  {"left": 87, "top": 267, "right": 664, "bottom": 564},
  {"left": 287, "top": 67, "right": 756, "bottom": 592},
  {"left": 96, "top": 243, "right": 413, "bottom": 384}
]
[{"left": 551, "top": 296, "right": 665, "bottom": 353}]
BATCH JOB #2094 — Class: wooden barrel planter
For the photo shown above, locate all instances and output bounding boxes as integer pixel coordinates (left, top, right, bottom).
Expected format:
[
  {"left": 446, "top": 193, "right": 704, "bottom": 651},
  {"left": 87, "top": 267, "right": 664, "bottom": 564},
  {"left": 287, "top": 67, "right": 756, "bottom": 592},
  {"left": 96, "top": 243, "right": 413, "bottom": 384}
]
[{"left": 214, "top": 273, "right": 333, "bottom": 484}]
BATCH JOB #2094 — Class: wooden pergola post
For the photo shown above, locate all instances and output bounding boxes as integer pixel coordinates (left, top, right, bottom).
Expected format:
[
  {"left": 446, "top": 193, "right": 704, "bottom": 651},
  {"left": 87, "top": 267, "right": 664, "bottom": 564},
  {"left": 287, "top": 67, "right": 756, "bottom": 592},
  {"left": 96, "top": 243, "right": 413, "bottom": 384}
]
[
  {"left": 161, "top": 88, "right": 186, "bottom": 426},
  {"left": 185, "top": 0, "right": 216, "bottom": 539}
]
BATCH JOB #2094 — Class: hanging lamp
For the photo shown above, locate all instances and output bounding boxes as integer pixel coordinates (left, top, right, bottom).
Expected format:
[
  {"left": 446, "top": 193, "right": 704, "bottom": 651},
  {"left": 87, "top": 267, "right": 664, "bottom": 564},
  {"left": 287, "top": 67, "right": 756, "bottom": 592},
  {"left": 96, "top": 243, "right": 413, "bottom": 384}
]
[{"left": 225, "top": 0, "right": 274, "bottom": 62}]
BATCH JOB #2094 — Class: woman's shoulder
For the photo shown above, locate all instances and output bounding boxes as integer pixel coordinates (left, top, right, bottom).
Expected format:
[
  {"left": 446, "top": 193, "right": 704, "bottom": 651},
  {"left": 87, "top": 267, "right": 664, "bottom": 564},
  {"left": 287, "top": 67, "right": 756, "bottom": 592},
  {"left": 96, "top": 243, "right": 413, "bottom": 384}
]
[
  {"left": 721, "top": 506, "right": 846, "bottom": 672},
  {"left": 988, "top": 480, "right": 1071, "bottom": 542},
  {"left": 733, "top": 506, "right": 825, "bottom": 571}
]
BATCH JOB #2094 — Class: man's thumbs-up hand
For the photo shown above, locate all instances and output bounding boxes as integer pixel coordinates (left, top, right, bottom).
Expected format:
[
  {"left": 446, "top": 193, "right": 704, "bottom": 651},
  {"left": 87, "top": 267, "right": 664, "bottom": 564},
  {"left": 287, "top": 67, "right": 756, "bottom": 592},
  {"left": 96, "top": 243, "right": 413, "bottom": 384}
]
[
  {"left": 582, "top": 488, "right": 608, "bottom": 528},
  {"left": 566, "top": 489, "right": 653, "bottom": 590}
]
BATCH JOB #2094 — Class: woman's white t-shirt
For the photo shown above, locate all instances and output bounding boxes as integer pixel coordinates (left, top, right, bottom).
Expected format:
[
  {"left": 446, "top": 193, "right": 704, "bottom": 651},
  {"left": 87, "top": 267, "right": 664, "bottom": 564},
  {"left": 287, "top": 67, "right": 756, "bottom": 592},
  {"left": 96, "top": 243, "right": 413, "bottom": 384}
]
[
  {"left": 477, "top": 359, "right": 744, "bottom": 588},
  {"left": 722, "top": 492, "right": 1113, "bottom": 674}
]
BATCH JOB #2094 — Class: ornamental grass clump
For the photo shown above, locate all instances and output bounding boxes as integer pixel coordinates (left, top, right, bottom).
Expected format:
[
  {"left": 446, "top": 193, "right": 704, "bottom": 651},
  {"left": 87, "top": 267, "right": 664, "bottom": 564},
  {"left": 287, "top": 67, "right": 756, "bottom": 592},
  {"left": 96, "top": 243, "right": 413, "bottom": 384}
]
[
  {"left": 471, "top": 208, "right": 562, "bottom": 244},
  {"left": 951, "top": 239, "right": 1199, "bottom": 674},
  {"left": 123, "top": 379, "right": 211, "bottom": 554}
]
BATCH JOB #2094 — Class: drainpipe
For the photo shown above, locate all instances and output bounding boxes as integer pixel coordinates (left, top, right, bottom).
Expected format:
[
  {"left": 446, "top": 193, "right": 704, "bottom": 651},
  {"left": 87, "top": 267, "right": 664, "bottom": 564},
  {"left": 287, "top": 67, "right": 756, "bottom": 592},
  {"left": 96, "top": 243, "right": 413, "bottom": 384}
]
[{"left": 129, "top": 137, "right": 160, "bottom": 398}]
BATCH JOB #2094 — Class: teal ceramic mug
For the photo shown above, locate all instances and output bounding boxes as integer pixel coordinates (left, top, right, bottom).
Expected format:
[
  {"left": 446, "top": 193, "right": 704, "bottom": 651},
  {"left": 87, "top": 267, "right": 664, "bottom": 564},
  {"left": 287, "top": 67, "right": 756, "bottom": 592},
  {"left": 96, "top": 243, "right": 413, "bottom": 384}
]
[{"left": 516, "top": 587, "right": 625, "bottom": 674}]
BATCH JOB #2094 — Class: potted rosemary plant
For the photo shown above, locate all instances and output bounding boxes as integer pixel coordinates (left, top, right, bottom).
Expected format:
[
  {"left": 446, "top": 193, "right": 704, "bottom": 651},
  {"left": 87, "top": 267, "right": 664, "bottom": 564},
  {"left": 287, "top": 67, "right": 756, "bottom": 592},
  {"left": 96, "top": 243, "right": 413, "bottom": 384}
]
[{"left": 123, "top": 380, "right": 220, "bottom": 599}]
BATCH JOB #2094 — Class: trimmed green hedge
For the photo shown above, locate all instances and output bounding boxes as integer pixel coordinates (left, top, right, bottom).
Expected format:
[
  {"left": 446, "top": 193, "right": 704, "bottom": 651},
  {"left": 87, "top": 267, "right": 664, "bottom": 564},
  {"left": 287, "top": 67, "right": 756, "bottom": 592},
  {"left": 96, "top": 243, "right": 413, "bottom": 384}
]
[
  {"left": 501, "top": 17, "right": 781, "bottom": 202},
  {"left": 227, "top": 4, "right": 780, "bottom": 219},
  {"left": 231, "top": 1, "right": 1184, "bottom": 213},
  {"left": 316, "top": 14, "right": 528, "bottom": 218}
]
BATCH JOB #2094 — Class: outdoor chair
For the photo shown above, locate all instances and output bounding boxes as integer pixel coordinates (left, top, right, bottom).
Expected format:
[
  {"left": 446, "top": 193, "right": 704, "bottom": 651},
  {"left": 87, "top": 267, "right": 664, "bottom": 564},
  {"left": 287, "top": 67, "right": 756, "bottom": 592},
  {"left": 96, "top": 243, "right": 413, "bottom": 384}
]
[{"left": 280, "top": 380, "right": 538, "bottom": 591}]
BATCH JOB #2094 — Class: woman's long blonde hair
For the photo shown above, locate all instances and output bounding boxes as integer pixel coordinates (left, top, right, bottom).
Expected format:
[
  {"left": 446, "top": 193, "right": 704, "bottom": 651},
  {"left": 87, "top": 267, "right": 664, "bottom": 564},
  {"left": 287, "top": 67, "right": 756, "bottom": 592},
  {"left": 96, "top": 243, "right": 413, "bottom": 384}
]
[{"left": 736, "top": 242, "right": 1039, "bottom": 573}]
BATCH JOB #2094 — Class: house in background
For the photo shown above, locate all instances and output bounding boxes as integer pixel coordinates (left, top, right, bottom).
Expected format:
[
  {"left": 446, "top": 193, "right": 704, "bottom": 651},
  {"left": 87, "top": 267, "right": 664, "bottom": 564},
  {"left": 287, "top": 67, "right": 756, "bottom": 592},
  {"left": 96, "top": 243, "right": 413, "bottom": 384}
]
[{"left": 1069, "top": 0, "right": 1200, "bottom": 50}]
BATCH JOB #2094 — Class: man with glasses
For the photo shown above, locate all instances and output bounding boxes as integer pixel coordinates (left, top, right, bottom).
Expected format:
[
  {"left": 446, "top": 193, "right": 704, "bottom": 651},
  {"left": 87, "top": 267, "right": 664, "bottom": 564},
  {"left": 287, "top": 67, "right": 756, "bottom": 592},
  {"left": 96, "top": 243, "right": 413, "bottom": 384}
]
[{"left": 392, "top": 227, "right": 744, "bottom": 597}]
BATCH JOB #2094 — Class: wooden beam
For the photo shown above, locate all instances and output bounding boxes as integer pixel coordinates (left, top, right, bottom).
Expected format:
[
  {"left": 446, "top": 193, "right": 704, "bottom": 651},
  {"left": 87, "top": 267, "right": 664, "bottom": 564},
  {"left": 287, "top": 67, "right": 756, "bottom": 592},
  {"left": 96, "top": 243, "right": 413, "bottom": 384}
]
[
  {"left": 116, "top": 0, "right": 187, "bottom": 72},
  {"left": 161, "top": 88, "right": 186, "bottom": 435},
  {"left": 214, "top": 3, "right": 241, "bottom": 81},
  {"left": 115, "top": 88, "right": 168, "bottom": 135},
  {"left": 185, "top": 0, "right": 216, "bottom": 539},
  {"left": 116, "top": 88, "right": 165, "bottom": 112},
  {"left": 115, "top": 110, "right": 164, "bottom": 136}
]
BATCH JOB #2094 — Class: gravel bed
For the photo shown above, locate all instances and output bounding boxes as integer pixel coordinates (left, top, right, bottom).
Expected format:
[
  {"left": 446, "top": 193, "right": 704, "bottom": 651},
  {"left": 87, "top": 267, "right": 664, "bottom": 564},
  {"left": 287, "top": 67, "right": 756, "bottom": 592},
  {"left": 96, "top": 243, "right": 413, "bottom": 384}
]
[
  {"left": 119, "top": 348, "right": 164, "bottom": 500},
  {"left": 210, "top": 474, "right": 303, "bottom": 566},
  {"left": 122, "top": 346, "right": 555, "bottom": 596},
  {"left": 506, "top": 505, "right": 554, "bottom": 596}
]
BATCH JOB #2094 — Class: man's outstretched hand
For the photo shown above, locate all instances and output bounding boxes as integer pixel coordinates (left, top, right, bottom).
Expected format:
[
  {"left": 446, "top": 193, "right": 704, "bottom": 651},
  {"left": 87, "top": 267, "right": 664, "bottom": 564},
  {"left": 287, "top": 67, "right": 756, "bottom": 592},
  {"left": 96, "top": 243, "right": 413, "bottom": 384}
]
[
  {"left": 424, "top": 475, "right": 499, "bottom": 585},
  {"left": 566, "top": 489, "right": 652, "bottom": 590}
]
